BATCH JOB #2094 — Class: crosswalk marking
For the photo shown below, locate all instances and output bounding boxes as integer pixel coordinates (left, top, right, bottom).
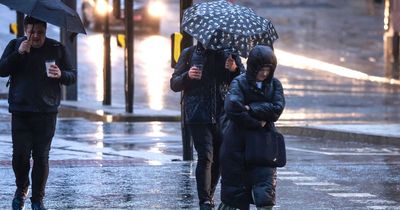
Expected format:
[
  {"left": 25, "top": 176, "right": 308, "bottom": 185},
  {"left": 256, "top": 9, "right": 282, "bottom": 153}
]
[
  {"left": 366, "top": 206, "right": 400, "bottom": 210},
  {"left": 287, "top": 146, "right": 400, "bottom": 156},
  {"left": 294, "top": 182, "right": 338, "bottom": 186},
  {"left": 350, "top": 199, "right": 397, "bottom": 205},
  {"left": 278, "top": 169, "right": 399, "bottom": 209},
  {"left": 277, "top": 171, "right": 303, "bottom": 175},
  {"left": 328, "top": 193, "right": 376, "bottom": 198},
  {"left": 313, "top": 186, "right": 353, "bottom": 192},
  {"left": 278, "top": 176, "right": 316, "bottom": 181}
]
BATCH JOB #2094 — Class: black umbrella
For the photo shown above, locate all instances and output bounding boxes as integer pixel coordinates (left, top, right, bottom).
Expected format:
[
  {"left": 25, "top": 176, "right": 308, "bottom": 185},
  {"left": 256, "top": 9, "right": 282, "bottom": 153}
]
[
  {"left": 0, "top": 0, "right": 86, "bottom": 34},
  {"left": 182, "top": 0, "right": 278, "bottom": 57}
]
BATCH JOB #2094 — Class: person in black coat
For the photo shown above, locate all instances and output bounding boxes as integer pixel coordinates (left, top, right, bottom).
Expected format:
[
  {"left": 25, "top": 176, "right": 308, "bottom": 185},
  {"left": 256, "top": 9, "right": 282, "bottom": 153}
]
[
  {"left": 0, "top": 16, "right": 76, "bottom": 210},
  {"left": 170, "top": 42, "right": 244, "bottom": 210},
  {"left": 218, "top": 45, "right": 285, "bottom": 210}
]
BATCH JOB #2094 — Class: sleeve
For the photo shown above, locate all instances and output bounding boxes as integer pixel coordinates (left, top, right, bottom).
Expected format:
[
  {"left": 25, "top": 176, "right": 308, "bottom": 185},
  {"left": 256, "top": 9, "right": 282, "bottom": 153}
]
[
  {"left": 224, "top": 78, "right": 263, "bottom": 129},
  {"left": 170, "top": 47, "right": 192, "bottom": 92},
  {"left": 248, "top": 79, "right": 285, "bottom": 122},
  {"left": 58, "top": 45, "right": 77, "bottom": 86},
  {"left": 0, "top": 39, "right": 22, "bottom": 77},
  {"left": 222, "top": 51, "right": 245, "bottom": 82}
]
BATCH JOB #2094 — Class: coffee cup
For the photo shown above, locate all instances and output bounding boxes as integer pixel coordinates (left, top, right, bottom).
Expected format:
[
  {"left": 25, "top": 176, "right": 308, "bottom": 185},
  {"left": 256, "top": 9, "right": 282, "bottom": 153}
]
[{"left": 45, "top": 60, "right": 55, "bottom": 77}]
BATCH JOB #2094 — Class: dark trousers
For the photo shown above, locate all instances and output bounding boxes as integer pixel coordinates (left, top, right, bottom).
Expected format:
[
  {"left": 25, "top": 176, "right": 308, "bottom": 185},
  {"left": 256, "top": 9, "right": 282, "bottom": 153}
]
[
  {"left": 188, "top": 124, "right": 221, "bottom": 204},
  {"left": 11, "top": 112, "right": 57, "bottom": 202}
]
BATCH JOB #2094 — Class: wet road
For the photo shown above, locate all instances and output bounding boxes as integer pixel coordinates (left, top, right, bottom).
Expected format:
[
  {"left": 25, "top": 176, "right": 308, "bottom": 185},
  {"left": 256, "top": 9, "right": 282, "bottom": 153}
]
[
  {"left": 0, "top": 115, "right": 399, "bottom": 209},
  {"left": 0, "top": 0, "right": 400, "bottom": 209},
  {"left": 0, "top": 0, "right": 400, "bottom": 124}
]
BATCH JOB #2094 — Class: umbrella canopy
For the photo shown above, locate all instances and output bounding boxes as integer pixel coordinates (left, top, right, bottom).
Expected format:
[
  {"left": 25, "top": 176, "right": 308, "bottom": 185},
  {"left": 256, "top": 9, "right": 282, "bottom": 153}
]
[
  {"left": 182, "top": 0, "right": 278, "bottom": 57},
  {"left": 0, "top": 0, "right": 86, "bottom": 34}
]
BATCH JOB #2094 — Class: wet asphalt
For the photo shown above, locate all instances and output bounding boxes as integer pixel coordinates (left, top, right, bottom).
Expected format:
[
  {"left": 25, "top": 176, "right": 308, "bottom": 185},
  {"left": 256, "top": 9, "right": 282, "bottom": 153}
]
[{"left": 0, "top": 0, "right": 400, "bottom": 209}]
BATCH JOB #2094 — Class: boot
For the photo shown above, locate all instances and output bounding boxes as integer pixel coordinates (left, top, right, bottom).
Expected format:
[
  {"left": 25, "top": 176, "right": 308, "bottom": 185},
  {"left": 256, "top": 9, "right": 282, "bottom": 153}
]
[
  {"left": 12, "top": 188, "right": 29, "bottom": 210},
  {"left": 30, "top": 199, "right": 47, "bottom": 210}
]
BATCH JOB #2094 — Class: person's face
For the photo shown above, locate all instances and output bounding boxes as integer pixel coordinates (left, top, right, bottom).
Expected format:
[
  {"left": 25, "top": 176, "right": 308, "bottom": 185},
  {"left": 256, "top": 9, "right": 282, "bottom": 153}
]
[
  {"left": 25, "top": 24, "right": 46, "bottom": 48},
  {"left": 256, "top": 66, "right": 271, "bottom": 81}
]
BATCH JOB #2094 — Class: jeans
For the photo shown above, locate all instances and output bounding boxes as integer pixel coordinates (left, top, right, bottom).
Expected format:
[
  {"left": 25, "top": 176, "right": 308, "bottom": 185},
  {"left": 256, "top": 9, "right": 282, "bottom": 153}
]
[
  {"left": 188, "top": 124, "right": 221, "bottom": 204},
  {"left": 12, "top": 112, "right": 57, "bottom": 202}
]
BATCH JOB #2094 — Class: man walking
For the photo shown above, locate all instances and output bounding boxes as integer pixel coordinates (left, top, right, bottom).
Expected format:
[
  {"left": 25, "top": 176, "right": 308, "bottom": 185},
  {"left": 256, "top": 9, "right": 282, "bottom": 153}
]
[
  {"left": 0, "top": 16, "right": 76, "bottom": 210},
  {"left": 170, "top": 42, "right": 244, "bottom": 210}
]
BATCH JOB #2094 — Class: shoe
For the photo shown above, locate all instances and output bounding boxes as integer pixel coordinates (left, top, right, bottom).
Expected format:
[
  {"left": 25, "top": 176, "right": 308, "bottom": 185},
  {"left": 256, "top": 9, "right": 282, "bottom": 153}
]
[
  {"left": 31, "top": 200, "right": 47, "bottom": 210},
  {"left": 12, "top": 188, "right": 29, "bottom": 210},
  {"left": 12, "top": 197, "right": 25, "bottom": 210},
  {"left": 200, "top": 201, "right": 215, "bottom": 210}
]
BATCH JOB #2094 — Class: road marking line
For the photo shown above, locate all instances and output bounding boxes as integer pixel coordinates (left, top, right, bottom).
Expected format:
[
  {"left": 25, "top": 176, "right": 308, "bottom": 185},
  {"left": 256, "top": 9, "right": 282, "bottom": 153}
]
[
  {"left": 294, "top": 182, "right": 338, "bottom": 186},
  {"left": 314, "top": 186, "right": 354, "bottom": 192},
  {"left": 287, "top": 146, "right": 400, "bottom": 156},
  {"left": 278, "top": 171, "right": 303, "bottom": 175},
  {"left": 328, "top": 193, "right": 376, "bottom": 198},
  {"left": 278, "top": 176, "right": 316, "bottom": 181},
  {"left": 366, "top": 206, "right": 400, "bottom": 210},
  {"left": 350, "top": 199, "right": 398, "bottom": 205}
]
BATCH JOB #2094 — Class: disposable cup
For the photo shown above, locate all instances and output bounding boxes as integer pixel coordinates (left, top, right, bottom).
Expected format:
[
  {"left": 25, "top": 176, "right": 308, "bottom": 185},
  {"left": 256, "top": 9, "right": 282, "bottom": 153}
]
[{"left": 45, "top": 60, "right": 55, "bottom": 77}]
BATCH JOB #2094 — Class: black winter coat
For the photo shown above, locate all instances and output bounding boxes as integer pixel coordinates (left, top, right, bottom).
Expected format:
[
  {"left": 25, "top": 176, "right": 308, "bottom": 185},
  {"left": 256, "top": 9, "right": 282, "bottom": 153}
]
[
  {"left": 219, "top": 46, "right": 285, "bottom": 209},
  {"left": 0, "top": 37, "right": 76, "bottom": 113},
  {"left": 170, "top": 44, "right": 244, "bottom": 124}
]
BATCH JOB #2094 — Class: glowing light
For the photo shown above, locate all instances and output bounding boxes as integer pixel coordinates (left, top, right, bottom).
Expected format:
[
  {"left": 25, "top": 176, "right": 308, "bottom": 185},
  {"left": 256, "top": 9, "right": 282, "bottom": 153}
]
[
  {"left": 94, "top": 124, "right": 104, "bottom": 160},
  {"left": 148, "top": 1, "right": 166, "bottom": 17},
  {"left": 148, "top": 160, "right": 162, "bottom": 165},
  {"left": 275, "top": 49, "right": 400, "bottom": 85},
  {"left": 149, "top": 147, "right": 162, "bottom": 153},
  {"left": 85, "top": 34, "right": 104, "bottom": 101},
  {"left": 147, "top": 121, "right": 165, "bottom": 137},
  {"left": 95, "top": 0, "right": 111, "bottom": 16},
  {"left": 137, "top": 36, "right": 170, "bottom": 110}
]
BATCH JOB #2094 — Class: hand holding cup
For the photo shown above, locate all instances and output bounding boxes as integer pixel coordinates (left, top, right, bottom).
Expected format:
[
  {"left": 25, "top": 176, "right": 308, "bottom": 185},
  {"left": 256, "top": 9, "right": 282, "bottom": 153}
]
[
  {"left": 45, "top": 60, "right": 61, "bottom": 78},
  {"left": 189, "top": 64, "right": 203, "bottom": 80}
]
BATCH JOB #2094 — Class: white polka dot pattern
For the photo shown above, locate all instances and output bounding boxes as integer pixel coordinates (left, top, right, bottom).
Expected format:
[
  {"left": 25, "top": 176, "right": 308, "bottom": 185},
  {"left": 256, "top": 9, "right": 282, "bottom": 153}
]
[{"left": 182, "top": 0, "right": 278, "bottom": 57}]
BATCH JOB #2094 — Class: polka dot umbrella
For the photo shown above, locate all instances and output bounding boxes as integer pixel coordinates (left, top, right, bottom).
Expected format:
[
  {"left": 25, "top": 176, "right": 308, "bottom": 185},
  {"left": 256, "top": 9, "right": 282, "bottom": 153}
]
[{"left": 182, "top": 0, "right": 278, "bottom": 58}]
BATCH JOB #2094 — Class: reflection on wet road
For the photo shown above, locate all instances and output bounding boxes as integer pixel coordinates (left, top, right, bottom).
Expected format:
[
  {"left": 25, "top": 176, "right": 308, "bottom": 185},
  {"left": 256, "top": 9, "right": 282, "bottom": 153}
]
[
  {"left": 0, "top": 1, "right": 399, "bottom": 125},
  {"left": 0, "top": 0, "right": 400, "bottom": 208},
  {"left": 0, "top": 118, "right": 183, "bottom": 164},
  {"left": 0, "top": 117, "right": 399, "bottom": 209}
]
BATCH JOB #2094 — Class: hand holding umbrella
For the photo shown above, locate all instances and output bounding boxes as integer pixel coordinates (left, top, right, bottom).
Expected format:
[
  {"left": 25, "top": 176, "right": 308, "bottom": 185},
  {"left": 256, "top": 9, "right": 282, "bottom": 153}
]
[{"left": 225, "top": 55, "right": 237, "bottom": 72}]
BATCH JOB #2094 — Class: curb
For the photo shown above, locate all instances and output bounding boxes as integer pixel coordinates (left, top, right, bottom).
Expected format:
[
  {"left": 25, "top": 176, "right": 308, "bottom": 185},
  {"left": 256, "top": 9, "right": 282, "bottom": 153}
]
[
  {"left": 278, "top": 126, "right": 400, "bottom": 146},
  {"left": 59, "top": 104, "right": 181, "bottom": 122},
  {"left": 2, "top": 100, "right": 398, "bottom": 146}
]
